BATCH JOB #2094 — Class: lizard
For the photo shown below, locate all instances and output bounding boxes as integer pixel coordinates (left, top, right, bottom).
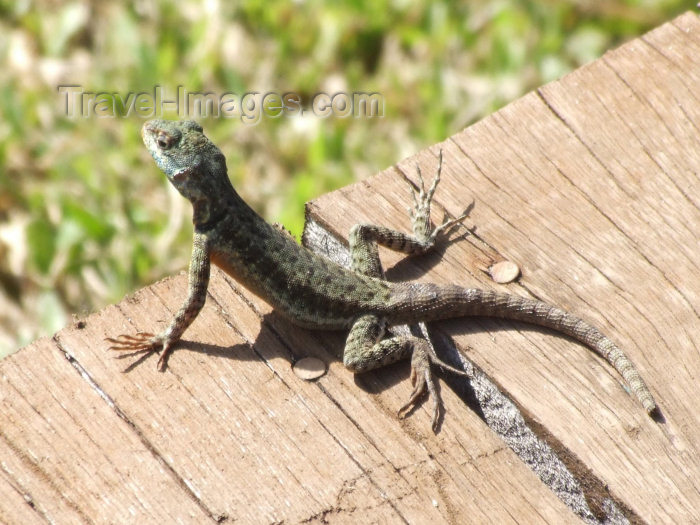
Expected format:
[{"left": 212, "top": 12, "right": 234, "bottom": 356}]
[{"left": 108, "top": 119, "right": 658, "bottom": 431}]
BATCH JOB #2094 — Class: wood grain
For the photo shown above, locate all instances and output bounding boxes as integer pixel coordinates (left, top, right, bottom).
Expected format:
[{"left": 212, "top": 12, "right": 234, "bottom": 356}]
[
  {"left": 308, "top": 11, "right": 700, "bottom": 523},
  {"left": 2, "top": 11, "right": 699, "bottom": 524}
]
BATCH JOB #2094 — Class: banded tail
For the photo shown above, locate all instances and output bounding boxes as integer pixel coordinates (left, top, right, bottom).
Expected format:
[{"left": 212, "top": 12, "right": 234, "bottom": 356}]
[{"left": 389, "top": 283, "right": 657, "bottom": 415}]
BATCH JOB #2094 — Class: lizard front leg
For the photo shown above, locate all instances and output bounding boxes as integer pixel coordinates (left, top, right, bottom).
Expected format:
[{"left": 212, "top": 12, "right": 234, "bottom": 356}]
[
  {"left": 344, "top": 314, "right": 468, "bottom": 431},
  {"left": 107, "top": 231, "right": 211, "bottom": 370}
]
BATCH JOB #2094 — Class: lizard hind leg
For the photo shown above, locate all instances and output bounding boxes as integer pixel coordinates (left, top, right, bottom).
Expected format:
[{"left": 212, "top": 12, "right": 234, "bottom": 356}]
[
  {"left": 409, "top": 149, "right": 470, "bottom": 245},
  {"left": 347, "top": 149, "right": 470, "bottom": 279},
  {"left": 396, "top": 336, "right": 471, "bottom": 431},
  {"left": 343, "top": 314, "right": 468, "bottom": 432}
]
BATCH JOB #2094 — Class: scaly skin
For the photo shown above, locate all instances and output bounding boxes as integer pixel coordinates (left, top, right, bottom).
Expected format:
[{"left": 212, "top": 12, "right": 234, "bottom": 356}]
[{"left": 108, "top": 119, "right": 658, "bottom": 430}]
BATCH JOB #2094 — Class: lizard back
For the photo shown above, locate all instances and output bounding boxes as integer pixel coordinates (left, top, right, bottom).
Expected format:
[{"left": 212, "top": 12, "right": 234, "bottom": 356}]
[{"left": 207, "top": 194, "right": 392, "bottom": 329}]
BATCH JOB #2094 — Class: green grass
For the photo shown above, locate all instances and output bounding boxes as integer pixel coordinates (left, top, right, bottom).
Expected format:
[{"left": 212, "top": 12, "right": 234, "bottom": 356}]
[{"left": 0, "top": 0, "right": 689, "bottom": 355}]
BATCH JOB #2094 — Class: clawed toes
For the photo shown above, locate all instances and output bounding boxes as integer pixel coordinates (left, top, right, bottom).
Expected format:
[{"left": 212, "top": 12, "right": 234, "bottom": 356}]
[
  {"left": 397, "top": 363, "right": 441, "bottom": 432},
  {"left": 431, "top": 212, "right": 469, "bottom": 239},
  {"left": 410, "top": 150, "right": 443, "bottom": 211},
  {"left": 407, "top": 150, "right": 470, "bottom": 243},
  {"left": 105, "top": 332, "right": 172, "bottom": 371},
  {"left": 156, "top": 350, "right": 171, "bottom": 371},
  {"left": 396, "top": 339, "right": 472, "bottom": 432},
  {"left": 105, "top": 332, "right": 156, "bottom": 352}
]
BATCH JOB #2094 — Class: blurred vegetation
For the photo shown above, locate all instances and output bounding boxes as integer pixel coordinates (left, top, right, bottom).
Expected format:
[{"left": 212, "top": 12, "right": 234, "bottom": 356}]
[{"left": 0, "top": 0, "right": 689, "bottom": 356}]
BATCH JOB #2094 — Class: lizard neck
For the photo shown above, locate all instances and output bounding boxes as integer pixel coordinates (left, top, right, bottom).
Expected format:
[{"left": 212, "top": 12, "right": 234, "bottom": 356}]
[
  {"left": 192, "top": 197, "right": 226, "bottom": 229},
  {"left": 189, "top": 167, "right": 258, "bottom": 231}
]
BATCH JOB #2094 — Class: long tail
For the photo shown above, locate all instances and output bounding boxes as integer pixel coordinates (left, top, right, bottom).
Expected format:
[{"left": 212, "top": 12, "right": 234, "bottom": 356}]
[{"left": 389, "top": 283, "right": 657, "bottom": 415}]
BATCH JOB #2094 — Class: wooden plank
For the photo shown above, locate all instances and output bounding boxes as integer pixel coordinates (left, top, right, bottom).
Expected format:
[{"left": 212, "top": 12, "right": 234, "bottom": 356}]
[
  {"left": 0, "top": 337, "right": 211, "bottom": 524},
  {"left": 3, "top": 11, "right": 698, "bottom": 525},
  {"left": 52, "top": 269, "right": 578, "bottom": 523},
  {"left": 307, "top": 11, "right": 700, "bottom": 523}
]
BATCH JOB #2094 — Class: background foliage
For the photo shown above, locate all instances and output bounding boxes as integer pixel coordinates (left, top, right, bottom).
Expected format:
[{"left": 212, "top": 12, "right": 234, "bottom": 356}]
[{"left": 0, "top": 0, "right": 688, "bottom": 356}]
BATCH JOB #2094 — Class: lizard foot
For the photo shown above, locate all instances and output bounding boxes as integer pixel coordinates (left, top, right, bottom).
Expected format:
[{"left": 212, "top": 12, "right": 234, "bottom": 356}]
[
  {"left": 105, "top": 332, "right": 172, "bottom": 370},
  {"left": 409, "top": 150, "right": 469, "bottom": 243},
  {"left": 397, "top": 339, "right": 469, "bottom": 432}
]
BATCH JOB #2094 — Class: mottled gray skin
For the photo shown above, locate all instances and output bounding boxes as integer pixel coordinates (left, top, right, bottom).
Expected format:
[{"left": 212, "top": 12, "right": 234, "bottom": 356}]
[{"left": 109, "top": 119, "right": 657, "bottom": 430}]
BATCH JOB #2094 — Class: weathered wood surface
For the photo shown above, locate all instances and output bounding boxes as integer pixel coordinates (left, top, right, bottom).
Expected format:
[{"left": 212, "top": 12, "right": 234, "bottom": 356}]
[
  {"left": 2, "top": 11, "right": 699, "bottom": 525},
  {"left": 309, "top": 12, "right": 700, "bottom": 523}
]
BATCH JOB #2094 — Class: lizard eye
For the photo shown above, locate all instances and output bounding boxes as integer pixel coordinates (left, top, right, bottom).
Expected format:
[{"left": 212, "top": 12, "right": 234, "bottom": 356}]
[{"left": 156, "top": 132, "right": 174, "bottom": 150}]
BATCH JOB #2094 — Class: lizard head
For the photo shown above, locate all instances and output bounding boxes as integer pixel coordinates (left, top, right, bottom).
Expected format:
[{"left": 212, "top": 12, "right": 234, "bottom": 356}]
[{"left": 141, "top": 119, "right": 232, "bottom": 206}]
